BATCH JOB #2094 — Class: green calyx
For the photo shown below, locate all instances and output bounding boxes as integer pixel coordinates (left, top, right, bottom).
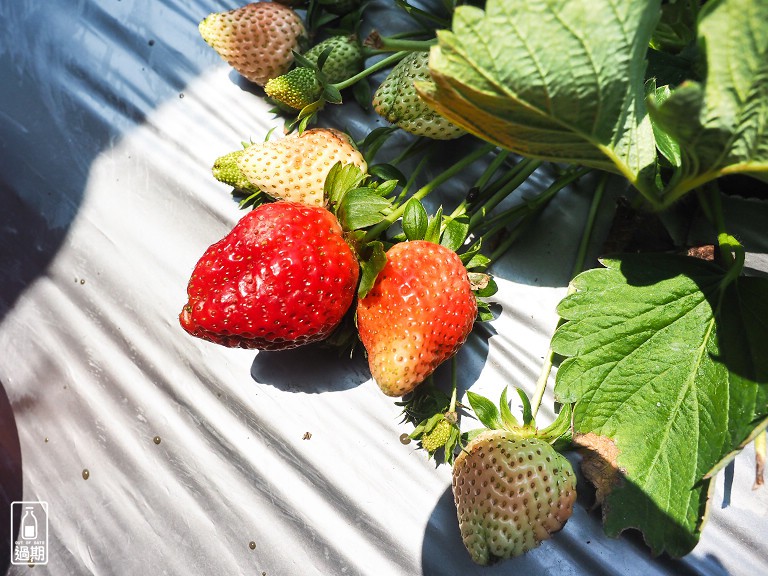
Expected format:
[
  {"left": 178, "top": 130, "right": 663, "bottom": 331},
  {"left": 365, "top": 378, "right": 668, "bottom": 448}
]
[
  {"left": 466, "top": 386, "right": 572, "bottom": 450},
  {"left": 264, "top": 67, "right": 322, "bottom": 111}
]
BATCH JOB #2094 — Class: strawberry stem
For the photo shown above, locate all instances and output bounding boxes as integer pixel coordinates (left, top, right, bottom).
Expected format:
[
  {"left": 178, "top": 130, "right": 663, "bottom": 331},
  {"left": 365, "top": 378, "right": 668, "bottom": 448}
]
[
  {"left": 467, "top": 159, "right": 542, "bottom": 230},
  {"left": 449, "top": 355, "right": 458, "bottom": 413},
  {"left": 362, "top": 142, "right": 496, "bottom": 243},
  {"left": 361, "top": 37, "right": 436, "bottom": 57},
  {"left": 332, "top": 51, "right": 410, "bottom": 91},
  {"left": 530, "top": 172, "right": 607, "bottom": 418}
]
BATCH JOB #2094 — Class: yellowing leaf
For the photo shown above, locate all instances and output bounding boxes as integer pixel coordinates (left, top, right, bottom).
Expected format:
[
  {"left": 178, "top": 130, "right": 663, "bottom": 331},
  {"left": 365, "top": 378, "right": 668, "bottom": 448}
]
[{"left": 417, "top": 0, "right": 660, "bottom": 195}]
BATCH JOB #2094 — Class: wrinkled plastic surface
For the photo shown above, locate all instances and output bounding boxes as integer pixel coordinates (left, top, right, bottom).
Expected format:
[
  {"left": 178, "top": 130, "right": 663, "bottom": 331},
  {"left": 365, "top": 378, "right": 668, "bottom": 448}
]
[{"left": 1, "top": 1, "right": 767, "bottom": 575}]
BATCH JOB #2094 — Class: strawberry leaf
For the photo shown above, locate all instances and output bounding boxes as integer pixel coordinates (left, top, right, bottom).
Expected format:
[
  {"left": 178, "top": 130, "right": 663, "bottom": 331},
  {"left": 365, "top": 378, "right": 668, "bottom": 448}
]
[
  {"left": 337, "top": 188, "right": 392, "bottom": 230},
  {"left": 440, "top": 215, "right": 469, "bottom": 252},
  {"left": 325, "top": 162, "right": 367, "bottom": 208},
  {"left": 516, "top": 388, "right": 534, "bottom": 427},
  {"left": 357, "top": 241, "right": 387, "bottom": 299},
  {"left": 424, "top": 206, "right": 443, "bottom": 244},
  {"left": 417, "top": 0, "right": 660, "bottom": 198},
  {"left": 402, "top": 198, "right": 428, "bottom": 241},
  {"left": 648, "top": 0, "right": 768, "bottom": 202},
  {"left": 551, "top": 253, "right": 768, "bottom": 557},
  {"left": 499, "top": 387, "right": 520, "bottom": 429},
  {"left": 466, "top": 391, "right": 503, "bottom": 430}
]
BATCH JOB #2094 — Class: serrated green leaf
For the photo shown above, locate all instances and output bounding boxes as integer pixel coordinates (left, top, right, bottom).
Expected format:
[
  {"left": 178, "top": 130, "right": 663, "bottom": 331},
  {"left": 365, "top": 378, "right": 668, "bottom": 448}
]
[
  {"left": 338, "top": 188, "right": 392, "bottom": 230},
  {"left": 476, "top": 303, "right": 496, "bottom": 323},
  {"left": 358, "top": 241, "right": 387, "bottom": 299},
  {"left": 402, "top": 198, "right": 428, "bottom": 241},
  {"left": 371, "top": 179, "right": 398, "bottom": 197},
  {"left": 325, "top": 162, "right": 367, "bottom": 207},
  {"left": 466, "top": 391, "right": 502, "bottom": 430},
  {"left": 649, "top": 0, "right": 768, "bottom": 201},
  {"left": 466, "top": 254, "right": 490, "bottom": 271},
  {"left": 473, "top": 276, "right": 497, "bottom": 298},
  {"left": 649, "top": 0, "right": 699, "bottom": 53},
  {"left": 646, "top": 80, "right": 682, "bottom": 168},
  {"left": 440, "top": 215, "right": 469, "bottom": 252},
  {"left": 417, "top": 0, "right": 660, "bottom": 196},
  {"left": 551, "top": 253, "right": 768, "bottom": 557}
]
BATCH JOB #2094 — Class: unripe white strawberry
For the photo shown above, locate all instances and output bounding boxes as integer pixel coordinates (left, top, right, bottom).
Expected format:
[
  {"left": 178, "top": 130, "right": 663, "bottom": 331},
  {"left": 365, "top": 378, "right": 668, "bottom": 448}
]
[
  {"left": 372, "top": 51, "right": 466, "bottom": 140},
  {"left": 198, "top": 2, "right": 306, "bottom": 87},
  {"left": 236, "top": 128, "right": 367, "bottom": 206},
  {"left": 453, "top": 430, "right": 576, "bottom": 565}
]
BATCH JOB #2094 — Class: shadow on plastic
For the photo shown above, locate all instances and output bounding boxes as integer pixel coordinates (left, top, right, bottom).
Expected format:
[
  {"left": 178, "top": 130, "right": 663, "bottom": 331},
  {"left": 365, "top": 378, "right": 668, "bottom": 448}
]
[
  {"left": 420, "top": 451, "right": 733, "bottom": 576},
  {"left": 0, "top": 379, "right": 23, "bottom": 575}
]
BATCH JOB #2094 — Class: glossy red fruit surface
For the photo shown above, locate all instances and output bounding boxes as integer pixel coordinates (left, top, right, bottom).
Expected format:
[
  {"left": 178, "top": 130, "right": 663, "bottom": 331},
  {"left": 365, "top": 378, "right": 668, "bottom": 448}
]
[{"left": 180, "top": 201, "right": 359, "bottom": 350}]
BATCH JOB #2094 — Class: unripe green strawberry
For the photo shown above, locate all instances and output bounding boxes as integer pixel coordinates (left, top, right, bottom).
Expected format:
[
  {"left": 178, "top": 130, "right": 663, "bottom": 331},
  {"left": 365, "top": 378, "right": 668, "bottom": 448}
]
[
  {"left": 420, "top": 418, "right": 452, "bottom": 452},
  {"left": 236, "top": 128, "right": 367, "bottom": 207},
  {"left": 453, "top": 430, "right": 576, "bottom": 565},
  {"left": 372, "top": 51, "right": 466, "bottom": 140},
  {"left": 199, "top": 2, "right": 306, "bottom": 87},
  {"left": 357, "top": 240, "right": 477, "bottom": 396},
  {"left": 264, "top": 67, "right": 322, "bottom": 110},
  {"left": 180, "top": 201, "right": 359, "bottom": 350},
  {"left": 304, "top": 35, "right": 364, "bottom": 84}
]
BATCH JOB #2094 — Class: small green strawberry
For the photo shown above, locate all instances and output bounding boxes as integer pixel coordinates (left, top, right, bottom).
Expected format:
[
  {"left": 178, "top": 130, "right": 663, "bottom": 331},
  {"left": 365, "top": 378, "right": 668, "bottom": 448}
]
[
  {"left": 236, "top": 128, "right": 367, "bottom": 207},
  {"left": 304, "top": 35, "right": 364, "bottom": 84},
  {"left": 179, "top": 201, "right": 359, "bottom": 350},
  {"left": 421, "top": 418, "right": 452, "bottom": 452},
  {"left": 372, "top": 51, "right": 466, "bottom": 140},
  {"left": 264, "top": 67, "right": 322, "bottom": 110},
  {"left": 453, "top": 430, "right": 576, "bottom": 564},
  {"left": 356, "top": 240, "right": 477, "bottom": 396},
  {"left": 198, "top": 2, "right": 306, "bottom": 87}
]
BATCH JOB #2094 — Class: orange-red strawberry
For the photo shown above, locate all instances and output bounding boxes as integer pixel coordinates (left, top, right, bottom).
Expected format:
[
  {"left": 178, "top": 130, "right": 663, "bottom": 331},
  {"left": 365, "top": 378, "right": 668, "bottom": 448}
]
[
  {"left": 179, "top": 201, "right": 359, "bottom": 350},
  {"left": 356, "top": 240, "right": 477, "bottom": 396},
  {"left": 453, "top": 431, "right": 576, "bottom": 564},
  {"left": 198, "top": 2, "right": 306, "bottom": 87},
  {"left": 236, "top": 128, "right": 367, "bottom": 207}
]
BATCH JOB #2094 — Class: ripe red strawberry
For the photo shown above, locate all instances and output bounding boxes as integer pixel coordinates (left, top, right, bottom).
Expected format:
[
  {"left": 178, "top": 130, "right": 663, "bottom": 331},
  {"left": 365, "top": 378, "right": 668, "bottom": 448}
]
[
  {"left": 236, "top": 128, "right": 367, "bottom": 207},
  {"left": 198, "top": 2, "right": 306, "bottom": 87},
  {"left": 453, "top": 430, "right": 577, "bottom": 565},
  {"left": 356, "top": 240, "right": 477, "bottom": 396},
  {"left": 372, "top": 51, "right": 466, "bottom": 140},
  {"left": 179, "top": 201, "right": 359, "bottom": 350}
]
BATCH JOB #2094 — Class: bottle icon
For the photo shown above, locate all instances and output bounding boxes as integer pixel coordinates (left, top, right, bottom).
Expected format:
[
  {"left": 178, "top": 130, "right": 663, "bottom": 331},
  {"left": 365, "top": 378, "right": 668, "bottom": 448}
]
[{"left": 21, "top": 507, "right": 37, "bottom": 540}]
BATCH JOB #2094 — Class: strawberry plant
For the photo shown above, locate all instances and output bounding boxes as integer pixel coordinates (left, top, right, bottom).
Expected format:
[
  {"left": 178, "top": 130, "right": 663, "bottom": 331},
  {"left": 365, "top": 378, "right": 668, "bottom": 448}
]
[{"left": 187, "top": 0, "right": 768, "bottom": 567}]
